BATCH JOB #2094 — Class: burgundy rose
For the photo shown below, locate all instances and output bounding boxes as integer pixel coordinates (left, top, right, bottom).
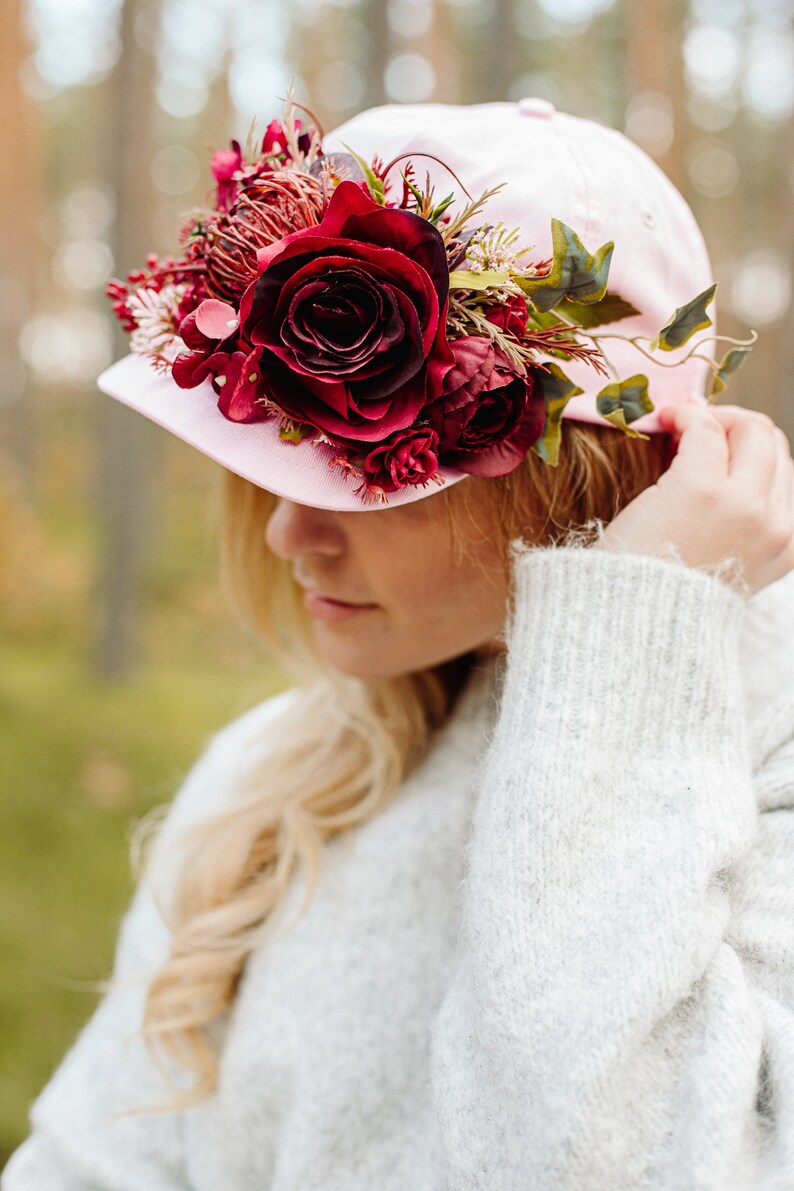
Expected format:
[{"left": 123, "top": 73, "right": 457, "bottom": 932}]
[
  {"left": 359, "top": 427, "right": 440, "bottom": 494},
  {"left": 425, "top": 337, "right": 546, "bottom": 477},
  {"left": 172, "top": 299, "right": 239, "bottom": 388},
  {"left": 486, "top": 293, "right": 529, "bottom": 339},
  {"left": 236, "top": 180, "right": 454, "bottom": 443}
]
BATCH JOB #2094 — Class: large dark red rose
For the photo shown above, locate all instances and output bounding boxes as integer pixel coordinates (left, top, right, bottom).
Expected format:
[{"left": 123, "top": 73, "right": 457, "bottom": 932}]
[
  {"left": 236, "top": 180, "right": 454, "bottom": 443},
  {"left": 359, "top": 426, "right": 440, "bottom": 494},
  {"left": 424, "top": 337, "right": 546, "bottom": 477}
]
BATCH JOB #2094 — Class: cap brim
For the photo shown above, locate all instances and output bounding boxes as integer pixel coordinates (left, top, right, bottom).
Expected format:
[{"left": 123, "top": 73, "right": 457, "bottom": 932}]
[{"left": 97, "top": 354, "right": 470, "bottom": 512}]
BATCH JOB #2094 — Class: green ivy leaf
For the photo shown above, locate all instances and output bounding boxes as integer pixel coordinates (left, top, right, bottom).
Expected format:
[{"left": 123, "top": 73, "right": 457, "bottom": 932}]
[
  {"left": 278, "top": 423, "right": 313, "bottom": 444},
  {"left": 557, "top": 292, "right": 641, "bottom": 329},
  {"left": 515, "top": 219, "right": 614, "bottom": 313},
  {"left": 651, "top": 284, "right": 717, "bottom": 352},
  {"left": 448, "top": 269, "right": 512, "bottom": 291},
  {"left": 595, "top": 375, "right": 654, "bottom": 438},
  {"left": 340, "top": 142, "right": 386, "bottom": 205},
  {"left": 709, "top": 348, "right": 751, "bottom": 396},
  {"left": 530, "top": 364, "right": 584, "bottom": 466},
  {"left": 525, "top": 308, "right": 562, "bottom": 331}
]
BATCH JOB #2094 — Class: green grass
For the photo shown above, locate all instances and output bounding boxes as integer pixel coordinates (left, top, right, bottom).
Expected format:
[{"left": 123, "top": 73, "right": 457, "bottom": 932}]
[
  {"left": 0, "top": 430, "right": 289, "bottom": 1165},
  {"left": 0, "top": 632, "right": 287, "bottom": 1164}
]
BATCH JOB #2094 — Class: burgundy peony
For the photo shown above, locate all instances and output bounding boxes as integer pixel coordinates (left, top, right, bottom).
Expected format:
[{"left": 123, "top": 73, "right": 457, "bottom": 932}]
[
  {"left": 359, "top": 427, "right": 440, "bottom": 494},
  {"left": 236, "top": 180, "right": 455, "bottom": 443},
  {"left": 425, "top": 337, "right": 547, "bottom": 476}
]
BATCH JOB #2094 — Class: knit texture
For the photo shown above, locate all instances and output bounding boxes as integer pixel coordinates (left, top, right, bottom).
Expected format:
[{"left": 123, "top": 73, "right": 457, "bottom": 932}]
[{"left": 4, "top": 544, "right": 794, "bottom": 1191}]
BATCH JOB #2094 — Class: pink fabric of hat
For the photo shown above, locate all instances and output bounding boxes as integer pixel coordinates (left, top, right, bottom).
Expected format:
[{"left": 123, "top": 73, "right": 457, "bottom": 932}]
[{"left": 97, "top": 98, "right": 715, "bottom": 512}]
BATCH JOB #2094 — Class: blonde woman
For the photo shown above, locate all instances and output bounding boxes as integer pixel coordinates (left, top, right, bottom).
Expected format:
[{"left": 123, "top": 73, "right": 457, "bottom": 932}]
[{"left": 4, "top": 101, "right": 794, "bottom": 1191}]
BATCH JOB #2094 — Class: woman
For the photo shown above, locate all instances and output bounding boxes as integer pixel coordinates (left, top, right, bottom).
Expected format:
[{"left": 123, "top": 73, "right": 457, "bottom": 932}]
[{"left": 4, "top": 99, "right": 794, "bottom": 1190}]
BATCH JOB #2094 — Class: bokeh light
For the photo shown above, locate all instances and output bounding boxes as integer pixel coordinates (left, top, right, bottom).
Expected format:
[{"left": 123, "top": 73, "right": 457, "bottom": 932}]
[
  {"left": 732, "top": 251, "right": 792, "bottom": 325},
  {"left": 150, "top": 145, "right": 201, "bottom": 196},
  {"left": 686, "top": 138, "right": 740, "bottom": 198},
  {"left": 384, "top": 52, "right": 436, "bottom": 102},
  {"left": 19, "top": 309, "right": 114, "bottom": 384}
]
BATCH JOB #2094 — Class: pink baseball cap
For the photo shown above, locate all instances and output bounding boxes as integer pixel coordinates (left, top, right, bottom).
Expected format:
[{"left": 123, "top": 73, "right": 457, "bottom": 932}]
[{"left": 97, "top": 98, "right": 715, "bottom": 512}]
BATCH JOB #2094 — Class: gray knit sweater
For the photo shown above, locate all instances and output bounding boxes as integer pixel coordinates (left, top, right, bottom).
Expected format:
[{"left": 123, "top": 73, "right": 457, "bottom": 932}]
[{"left": 4, "top": 543, "right": 794, "bottom": 1191}]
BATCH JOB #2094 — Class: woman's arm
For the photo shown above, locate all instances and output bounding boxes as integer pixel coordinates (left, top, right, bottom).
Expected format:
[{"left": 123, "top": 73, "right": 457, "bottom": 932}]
[{"left": 430, "top": 541, "right": 794, "bottom": 1191}]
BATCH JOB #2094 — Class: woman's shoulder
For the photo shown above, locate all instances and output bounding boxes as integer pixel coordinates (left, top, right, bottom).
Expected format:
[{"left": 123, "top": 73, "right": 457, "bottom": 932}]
[
  {"left": 155, "top": 685, "right": 301, "bottom": 841},
  {"left": 207, "top": 684, "right": 301, "bottom": 761}
]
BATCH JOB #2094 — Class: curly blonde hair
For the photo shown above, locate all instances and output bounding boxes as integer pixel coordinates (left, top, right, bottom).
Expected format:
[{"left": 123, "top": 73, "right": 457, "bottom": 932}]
[{"left": 131, "top": 421, "right": 672, "bottom": 1109}]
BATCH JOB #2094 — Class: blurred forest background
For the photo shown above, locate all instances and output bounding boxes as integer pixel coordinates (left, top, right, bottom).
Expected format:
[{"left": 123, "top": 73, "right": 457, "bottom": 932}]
[{"left": 2, "top": 0, "right": 793, "bottom": 1164}]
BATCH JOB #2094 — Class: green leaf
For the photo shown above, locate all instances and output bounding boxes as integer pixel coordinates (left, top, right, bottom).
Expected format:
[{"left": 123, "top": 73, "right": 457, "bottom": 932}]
[
  {"left": 401, "top": 172, "right": 426, "bottom": 209},
  {"left": 525, "top": 308, "right": 563, "bottom": 331},
  {"left": 340, "top": 142, "right": 385, "bottom": 205},
  {"left": 557, "top": 292, "right": 641, "bottom": 329},
  {"left": 278, "top": 423, "right": 313, "bottom": 444},
  {"left": 428, "top": 192, "right": 455, "bottom": 223},
  {"left": 595, "top": 375, "right": 654, "bottom": 438},
  {"left": 515, "top": 219, "right": 614, "bottom": 313},
  {"left": 448, "top": 269, "right": 512, "bottom": 291},
  {"left": 530, "top": 364, "right": 584, "bottom": 466},
  {"left": 709, "top": 348, "right": 751, "bottom": 397},
  {"left": 651, "top": 284, "right": 717, "bottom": 352}
]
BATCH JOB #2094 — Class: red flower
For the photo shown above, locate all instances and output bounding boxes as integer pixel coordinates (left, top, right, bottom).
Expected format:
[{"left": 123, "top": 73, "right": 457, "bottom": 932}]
[
  {"left": 425, "top": 337, "right": 546, "bottom": 476},
  {"left": 359, "top": 427, "right": 440, "bottom": 493},
  {"left": 262, "top": 118, "right": 312, "bottom": 159},
  {"left": 172, "top": 299, "right": 239, "bottom": 387},
  {"left": 211, "top": 347, "right": 268, "bottom": 422},
  {"left": 236, "top": 180, "right": 454, "bottom": 443},
  {"left": 485, "top": 293, "right": 529, "bottom": 339}
]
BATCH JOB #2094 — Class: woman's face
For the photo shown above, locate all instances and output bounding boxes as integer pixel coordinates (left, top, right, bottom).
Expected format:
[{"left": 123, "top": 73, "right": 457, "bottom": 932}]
[{"left": 264, "top": 482, "right": 511, "bottom": 680}]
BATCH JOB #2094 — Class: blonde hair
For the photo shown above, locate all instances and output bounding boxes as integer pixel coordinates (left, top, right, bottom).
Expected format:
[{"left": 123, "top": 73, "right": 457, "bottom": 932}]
[{"left": 133, "top": 421, "right": 670, "bottom": 1108}]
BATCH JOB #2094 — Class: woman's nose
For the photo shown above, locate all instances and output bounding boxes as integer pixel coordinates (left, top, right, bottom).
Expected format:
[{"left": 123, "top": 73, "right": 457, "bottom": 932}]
[{"left": 264, "top": 498, "right": 346, "bottom": 561}]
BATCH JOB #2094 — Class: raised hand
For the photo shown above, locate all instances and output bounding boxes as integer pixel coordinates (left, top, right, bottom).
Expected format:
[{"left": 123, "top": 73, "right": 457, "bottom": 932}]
[{"left": 594, "top": 403, "right": 794, "bottom": 597}]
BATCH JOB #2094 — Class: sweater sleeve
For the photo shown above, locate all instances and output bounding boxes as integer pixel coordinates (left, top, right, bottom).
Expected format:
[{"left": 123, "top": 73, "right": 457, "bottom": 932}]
[
  {"left": 3, "top": 723, "right": 235, "bottom": 1191},
  {"left": 430, "top": 541, "right": 794, "bottom": 1191}
]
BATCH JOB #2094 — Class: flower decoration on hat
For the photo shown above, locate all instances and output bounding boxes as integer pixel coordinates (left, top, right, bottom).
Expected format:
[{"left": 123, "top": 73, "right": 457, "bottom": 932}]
[{"left": 107, "top": 93, "right": 756, "bottom": 506}]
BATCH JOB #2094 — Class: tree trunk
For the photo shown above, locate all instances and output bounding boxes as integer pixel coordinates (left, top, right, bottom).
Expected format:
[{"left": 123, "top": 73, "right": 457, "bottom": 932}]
[
  {"left": 93, "top": 0, "right": 161, "bottom": 680},
  {"left": 0, "top": 0, "right": 42, "bottom": 504}
]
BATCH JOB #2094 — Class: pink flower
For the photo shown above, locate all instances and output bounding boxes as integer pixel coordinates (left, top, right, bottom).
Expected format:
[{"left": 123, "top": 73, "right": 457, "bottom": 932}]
[{"left": 210, "top": 140, "right": 243, "bottom": 211}]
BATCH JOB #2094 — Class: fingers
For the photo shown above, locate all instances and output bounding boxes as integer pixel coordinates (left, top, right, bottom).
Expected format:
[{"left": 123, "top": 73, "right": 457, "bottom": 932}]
[
  {"left": 715, "top": 407, "right": 779, "bottom": 493},
  {"left": 657, "top": 403, "right": 730, "bottom": 484},
  {"left": 767, "top": 426, "right": 794, "bottom": 557}
]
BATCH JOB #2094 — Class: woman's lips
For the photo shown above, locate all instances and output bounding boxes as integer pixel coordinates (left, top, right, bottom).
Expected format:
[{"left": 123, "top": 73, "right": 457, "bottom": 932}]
[{"left": 302, "top": 591, "right": 379, "bottom": 622}]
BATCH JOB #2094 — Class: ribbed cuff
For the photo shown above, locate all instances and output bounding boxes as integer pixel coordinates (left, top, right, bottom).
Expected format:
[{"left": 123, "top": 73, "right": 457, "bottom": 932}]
[{"left": 503, "top": 540, "right": 749, "bottom": 759}]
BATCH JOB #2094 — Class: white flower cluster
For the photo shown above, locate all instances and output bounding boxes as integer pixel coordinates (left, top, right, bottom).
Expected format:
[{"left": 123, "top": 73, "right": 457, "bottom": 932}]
[
  {"left": 463, "top": 222, "right": 532, "bottom": 276},
  {"left": 128, "top": 283, "right": 189, "bottom": 367}
]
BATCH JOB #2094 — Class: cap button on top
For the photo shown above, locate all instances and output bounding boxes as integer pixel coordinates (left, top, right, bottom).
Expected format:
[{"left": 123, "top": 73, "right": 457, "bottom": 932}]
[{"left": 517, "top": 97, "right": 555, "bottom": 119}]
